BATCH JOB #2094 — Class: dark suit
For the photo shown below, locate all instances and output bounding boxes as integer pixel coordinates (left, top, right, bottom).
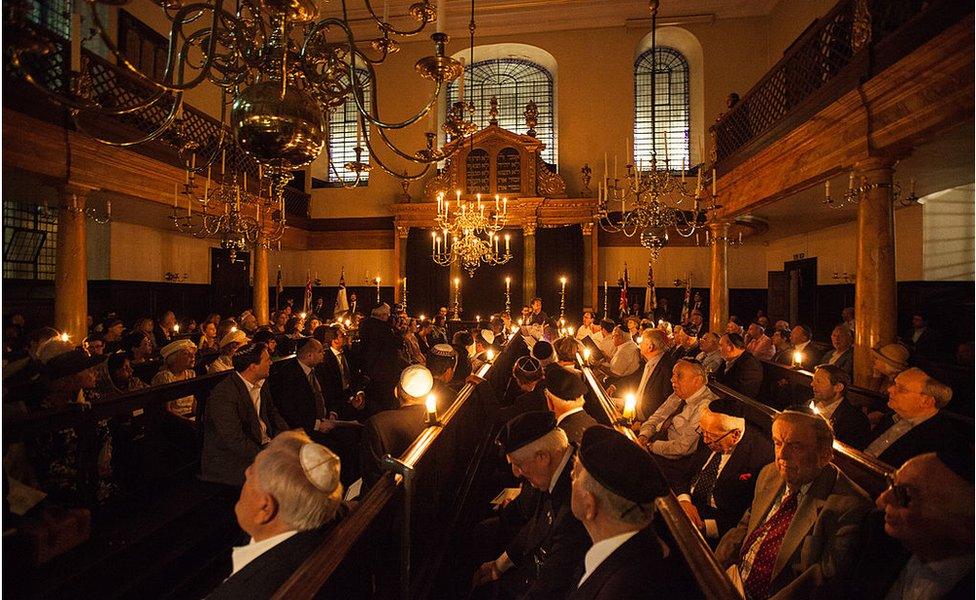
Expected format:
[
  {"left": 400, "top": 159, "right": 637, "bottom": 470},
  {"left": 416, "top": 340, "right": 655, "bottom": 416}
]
[
  {"left": 359, "top": 317, "right": 405, "bottom": 414},
  {"left": 317, "top": 346, "right": 362, "bottom": 421},
  {"left": 908, "top": 327, "right": 943, "bottom": 360},
  {"left": 715, "top": 352, "right": 763, "bottom": 398},
  {"left": 500, "top": 449, "right": 590, "bottom": 600},
  {"left": 674, "top": 426, "right": 774, "bottom": 539},
  {"left": 820, "top": 347, "right": 853, "bottom": 375},
  {"left": 772, "top": 348, "right": 793, "bottom": 366},
  {"left": 557, "top": 409, "right": 598, "bottom": 445},
  {"left": 201, "top": 373, "right": 289, "bottom": 486},
  {"left": 566, "top": 526, "right": 671, "bottom": 600},
  {"left": 824, "top": 398, "right": 871, "bottom": 450},
  {"left": 636, "top": 354, "right": 676, "bottom": 421},
  {"left": 868, "top": 411, "right": 966, "bottom": 468},
  {"left": 361, "top": 403, "right": 427, "bottom": 488}
]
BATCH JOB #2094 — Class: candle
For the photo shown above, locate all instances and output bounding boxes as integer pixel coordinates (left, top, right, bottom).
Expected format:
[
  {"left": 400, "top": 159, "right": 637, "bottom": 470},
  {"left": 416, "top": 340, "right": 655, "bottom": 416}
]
[
  {"left": 458, "top": 57, "right": 465, "bottom": 102},
  {"left": 626, "top": 137, "right": 631, "bottom": 163},
  {"left": 356, "top": 116, "right": 362, "bottom": 147},
  {"left": 436, "top": 0, "right": 445, "bottom": 32},
  {"left": 425, "top": 393, "right": 438, "bottom": 424},
  {"left": 486, "top": 349, "right": 495, "bottom": 362},
  {"left": 383, "top": 0, "right": 389, "bottom": 21},
  {"left": 583, "top": 347, "right": 591, "bottom": 362},
  {"left": 504, "top": 233, "right": 510, "bottom": 254},
  {"left": 70, "top": 12, "right": 81, "bottom": 71},
  {"left": 221, "top": 149, "right": 226, "bottom": 175},
  {"left": 793, "top": 350, "right": 803, "bottom": 368},
  {"left": 456, "top": 189, "right": 461, "bottom": 204},
  {"left": 432, "top": 231, "right": 437, "bottom": 252},
  {"left": 505, "top": 276, "right": 511, "bottom": 292},
  {"left": 454, "top": 277, "right": 459, "bottom": 288},
  {"left": 60, "top": 332, "right": 70, "bottom": 342},
  {"left": 623, "top": 393, "right": 637, "bottom": 421},
  {"left": 561, "top": 276, "right": 567, "bottom": 291},
  {"left": 204, "top": 165, "right": 210, "bottom": 200},
  {"left": 825, "top": 180, "right": 830, "bottom": 199},
  {"left": 173, "top": 182, "right": 178, "bottom": 207},
  {"left": 848, "top": 171, "right": 855, "bottom": 190},
  {"left": 495, "top": 194, "right": 499, "bottom": 211},
  {"left": 503, "top": 197, "right": 507, "bottom": 213},
  {"left": 187, "top": 189, "right": 191, "bottom": 216}
]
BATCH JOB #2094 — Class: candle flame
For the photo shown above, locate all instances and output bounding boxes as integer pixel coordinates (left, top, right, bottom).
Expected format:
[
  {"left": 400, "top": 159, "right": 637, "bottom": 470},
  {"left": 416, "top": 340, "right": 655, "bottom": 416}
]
[
  {"left": 486, "top": 349, "right": 495, "bottom": 361},
  {"left": 425, "top": 393, "right": 437, "bottom": 415},
  {"left": 623, "top": 393, "right": 637, "bottom": 420},
  {"left": 59, "top": 332, "right": 70, "bottom": 342},
  {"left": 583, "top": 347, "right": 591, "bottom": 360},
  {"left": 793, "top": 350, "right": 803, "bottom": 366}
]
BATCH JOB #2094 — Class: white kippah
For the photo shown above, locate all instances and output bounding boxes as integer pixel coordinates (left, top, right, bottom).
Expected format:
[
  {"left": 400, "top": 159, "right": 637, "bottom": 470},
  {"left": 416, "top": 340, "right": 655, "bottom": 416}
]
[
  {"left": 400, "top": 364, "right": 434, "bottom": 398},
  {"left": 480, "top": 329, "right": 495, "bottom": 346},
  {"left": 299, "top": 443, "right": 341, "bottom": 493}
]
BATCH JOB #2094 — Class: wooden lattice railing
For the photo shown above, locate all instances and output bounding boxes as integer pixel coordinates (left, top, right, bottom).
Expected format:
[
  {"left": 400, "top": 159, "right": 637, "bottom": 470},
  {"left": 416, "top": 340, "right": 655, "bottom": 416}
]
[{"left": 711, "top": 0, "right": 955, "bottom": 168}]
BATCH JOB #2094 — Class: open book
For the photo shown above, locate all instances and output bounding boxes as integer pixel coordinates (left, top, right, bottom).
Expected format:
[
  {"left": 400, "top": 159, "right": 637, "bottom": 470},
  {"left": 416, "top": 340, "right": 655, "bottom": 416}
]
[{"left": 490, "top": 487, "right": 522, "bottom": 506}]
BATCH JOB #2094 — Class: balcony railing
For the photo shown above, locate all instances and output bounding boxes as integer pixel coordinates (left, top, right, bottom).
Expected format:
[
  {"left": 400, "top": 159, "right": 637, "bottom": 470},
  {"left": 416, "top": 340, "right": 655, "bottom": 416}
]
[{"left": 710, "top": 0, "right": 967, "bottom": 170}]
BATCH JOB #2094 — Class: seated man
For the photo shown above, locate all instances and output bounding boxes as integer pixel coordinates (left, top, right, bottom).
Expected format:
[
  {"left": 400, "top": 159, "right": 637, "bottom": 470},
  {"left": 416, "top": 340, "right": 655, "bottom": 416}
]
[
  {"left": 695, "top": 332, "right": 724, "bottom": 375},
  {"left": 602, "top": 326, "right": 641, "bottom": 385},
  {"left": 360, "top": 365, "right": 434, "bottom": 489},
  {"left": 568, "top": 426, "right": 674, "bottom": 599},
  {"left": 864, "top": 367, "right": 962, "bottom": 468},
  {"left": 210, "top": 431, "right": 363, "bottom": 599},
  {"left": 769, "top": 329, "right": 792, "bottom": 366},
  {"left": 746, "top": 323, "right": 775, "bottom": 362},
  {"left": 497, "top": 356, "right": 547, "bottom": 424},
  {"left": 637, "top": 359, "right": 717, "bottom": 469},
  {"left": 715, "top": 406, "right": 872, "bottom": 599},
  {"left": 788, "top": 325, "right": 819, "bottom": 371},
  {"left": 202, "top": 342, "right": 289, "bottom": 487},
  {"left": 625, "top": 329, "right": 675, "bottom": 421},
  {"left": 473, "top": 411, "right": 589, "bottom": 600},
  {"left": 820, "top": 325, "right": 854, "bottom": 376},
  {"left": 715, "top": 333, "right": 763, "bottom": 398},
  {"left": 595, "top": 320, "right": 617, "bottom": 363},
  {"left": 543, "top": 363, "right": 597, "bottom": 444},
  {"left": 846, "top": 451, "right": 973, "bottom": 599},
  {"left": 810, "top": 364, "right": 871, "bottom": 450},
  {"left": 675, "top": 398, "right": 773, "bottom": 542},
  {"left": 427, "top": 343, "right": 460, "bottom": 402}
]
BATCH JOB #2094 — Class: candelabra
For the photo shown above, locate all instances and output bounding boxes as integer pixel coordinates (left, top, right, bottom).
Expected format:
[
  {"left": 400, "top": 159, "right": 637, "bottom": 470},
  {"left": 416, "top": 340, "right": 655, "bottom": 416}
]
[
  {"left": 823, "top": 175, "right": 919, "bottom": 209},
  {"left": 696, "top": 228, "right": 743, "bottom": 248},
  {"left": 431, "top": 191, "right": 513, "bottom": 276},
  {"left": 504, "top": 277, "right": 512, "bottom": 316},
  {"left": 451, "top": 277, "right": 462, "bottom": 321},
  {"left": 832, "top": 271, "right": 856, "bottom": 284},
  {"left": 559, "top": 277, "right": 568, "bottom": 321}
]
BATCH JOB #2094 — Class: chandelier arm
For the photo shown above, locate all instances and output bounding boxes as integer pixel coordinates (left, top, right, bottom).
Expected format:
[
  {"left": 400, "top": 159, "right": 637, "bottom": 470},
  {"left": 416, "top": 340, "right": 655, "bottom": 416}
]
[
  {"left": 360, "top": 137, "right": 433, "bottom": 181},
  {"left": 352, "top": 57, "right": 444, "bottom": 131},
  {"left": 359, "top": 0, "right": 434, "bottom": 36},
  {"left": 372, "top": 124, "right": 450, "bottom": 166},
  {"left": 69, "top": 93, "right": 186, "bottom": 147}
]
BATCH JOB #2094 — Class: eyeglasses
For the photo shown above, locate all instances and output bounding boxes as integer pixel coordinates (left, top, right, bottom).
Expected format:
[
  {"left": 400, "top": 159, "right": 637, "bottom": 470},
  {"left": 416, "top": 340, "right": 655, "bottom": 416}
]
[
  {"left": 695, "top": 426, "right": 738, "bottom": 444},
  {"left": 884, "top": 473, "right": 912, "bottom": 507}
]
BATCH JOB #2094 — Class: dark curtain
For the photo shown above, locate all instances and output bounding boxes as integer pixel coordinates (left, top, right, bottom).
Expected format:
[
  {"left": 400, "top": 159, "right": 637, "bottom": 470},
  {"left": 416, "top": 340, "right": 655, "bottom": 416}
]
[
  {"left": 535, "top": 225, "right": 584, "bottom": 323},
  {"left": 466, "top": 229, "right": 524, "bottom": 318},
  {"left": 406, "top": 229, "right": 452, "bottom": 317}
]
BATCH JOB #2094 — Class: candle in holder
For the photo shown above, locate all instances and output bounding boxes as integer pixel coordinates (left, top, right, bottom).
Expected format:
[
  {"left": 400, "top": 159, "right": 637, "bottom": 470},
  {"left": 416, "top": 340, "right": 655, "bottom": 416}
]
[
  {"left": 486, "top": 349, "right": 495, "bottom": 362},
  {"left": 505, "top": 276, "right": 511, "bottom": 293},
  {"left": 425, "top": 394, "right": 438, "bottom": 425},
  {"left": 622, "top": 393, "right": 637, "bottom": 421},
  {"left": 375, "top": 277, "right": 381, "bottom": 303},
  {"left": 582, "top": 347, "right": 591, "bottom": 363},
  {"left": 793, "top": 350, "right": 803, "bottom": 368},
  {"left": 173, "top": 324, "right": 180, "bottom": 333}
]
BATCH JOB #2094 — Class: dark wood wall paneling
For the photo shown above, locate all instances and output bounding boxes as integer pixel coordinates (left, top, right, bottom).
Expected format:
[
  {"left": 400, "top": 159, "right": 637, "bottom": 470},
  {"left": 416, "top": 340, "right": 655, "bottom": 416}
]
[{"left": 535, "top": 226, "right": 584, "bottom": 323}]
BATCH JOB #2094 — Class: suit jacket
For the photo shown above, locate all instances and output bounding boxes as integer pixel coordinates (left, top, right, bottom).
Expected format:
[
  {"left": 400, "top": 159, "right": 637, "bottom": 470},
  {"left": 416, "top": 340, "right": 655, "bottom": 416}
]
[
  {"left": 201, "top": 373, "right": 289, "bottom": 486},
  {"left": 714, "top": 463, "right": 872, "bottom": 599},
  {"left": 557, "top": 409, "right": 598, "bottom": 445},
  {"left": 268, "top": 358, "right": 321, "bottom": 434},
  {"left": 715, "top": 352, "right": 763, "bottom": 398},
  {"left": 820, "top": 347, "right": 854, "bottom": 375},
  {"left": 317, "top": 347, "right": 363, "bottom": 420},
  {"left": 825, "top": 398, "right": 871, "bottom": 450},
  {"left": 358, "top": 317, "right": 403, "bottom": 385},
  {"left": 869, "top": 411, "right": 965, "bottom": 468},
  {"left": 502, "top": 449, "right": 590, "bottom": 600},
  {"left": 772, "top": 348, "right": 793, "bottom": 366},
  {"left": 747, "top": 335, "right": 776, "bottom": 361},
  {"left": 675, "top": 425, "right": 774, "bottom": 538},
  {"left": 566, "top": 526, "right": 672, "bottom": 600},
  {"left": 360, "top": 403, "right": 427, "bottom": 488},
  {"left": 637, "top": 354, "right": 676, "bottom": 421}
]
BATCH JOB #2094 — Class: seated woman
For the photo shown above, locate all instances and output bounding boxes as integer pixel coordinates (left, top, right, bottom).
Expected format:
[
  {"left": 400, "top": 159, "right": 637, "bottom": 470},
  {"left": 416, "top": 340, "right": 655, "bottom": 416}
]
[
  {"left": 153, "top": 340, "right": 197, "bottom": 419},
  {"left": 197, "top": 320, "right": 219, "bottom": 355},
  {"left": 209, "top": 330, "right": 247, "bottom": 374},
  {"left": 97, "top": 353, "right": 147, "bottom": 397}
]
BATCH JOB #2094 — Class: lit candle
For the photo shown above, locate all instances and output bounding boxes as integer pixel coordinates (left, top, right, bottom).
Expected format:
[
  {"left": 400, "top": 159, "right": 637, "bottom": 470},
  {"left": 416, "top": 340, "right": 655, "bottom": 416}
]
[
  {"left": 456, "top": 189, "right": 461, "bottom": 204},
  {"left": 502, "top": 197, "right": 507, "bottom": 213},
  {"left": 173, "top": 324, "right": 180, "bottom": 333},
  {"left": 561, "top": 276, "right": 567, "bottom": 292},
  {"left": 567, "top": 326, "right": 575, "bottom": 336},
  {"left": 495, "top": 194, "right": 500, "bottom": 211},
  {"left": 436, "top": 0, "right": 444, "bottom": 32},
  {"left": 429, "top": 104, "right": 436, "bottom": 131},
  {"left": 504, "top": 233, "right": 510, "bottom": 254},
  {"left": 623, "top": 393, "right": 637, "bottom": 421},
  {"left": 221, "top": 149, "right": 226, "bottom": 175},
  {"left": 432, "top": 230, "right": 437, "bottom": 252},
  {"left": 426, "top": 393, "right": 438, "bottom": 424},
  {"left": 583, "top": 347, "right": 591, "bottom": 362},
  {"left": 604, "top": 152, "right": 608, "bottom": 180},
  {"left": 505, "top": 276, "right": 511, "bottom": 293},
  {"left": 486, "top": 349, "right": 495, "bottom": 362},
  {"left": 476, "top": 315, "right": 481, "bottom": 323},
  {"left": 300, "top": 312, "right": 307, "bottom": 319},
  {"left": 419, "top": 314, "right": 426, "bottom": 321},
  {"left": 825, "top": 180, "right": 830, "bottom": 199},
  {"left": 59, "top": 332, "right": 70, "bottom": 342},
  {"left": 793, "top": 350, "right": 803, "bottom": 368}
]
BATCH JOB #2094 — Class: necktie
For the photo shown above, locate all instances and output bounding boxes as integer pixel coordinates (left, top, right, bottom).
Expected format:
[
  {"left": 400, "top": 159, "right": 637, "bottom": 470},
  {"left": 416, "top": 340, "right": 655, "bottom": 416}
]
[
  {"left": 650, "top": 399, "right": 686, "bottom": 442},
  {"left": 741, "top": 491, "right": 799, "bottom": 600},
  {"left": 308, "top": 370, "right": 326, "bottom": 419},
  {"left": 338, "top": 351, "right": 351, "bottom": 389},
  {"left": 690, "top": 451, "right": 723, "bottom": 508}
]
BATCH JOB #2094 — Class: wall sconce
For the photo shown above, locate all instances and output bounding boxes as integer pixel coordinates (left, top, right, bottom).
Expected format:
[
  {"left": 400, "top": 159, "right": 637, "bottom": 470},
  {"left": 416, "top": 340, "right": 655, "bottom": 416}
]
[
  {"left": 164, "top": 272, "right": 189, "bottom": 282},
  {"left": 831, "top": 271, "right": 855, "bottom": 284}
]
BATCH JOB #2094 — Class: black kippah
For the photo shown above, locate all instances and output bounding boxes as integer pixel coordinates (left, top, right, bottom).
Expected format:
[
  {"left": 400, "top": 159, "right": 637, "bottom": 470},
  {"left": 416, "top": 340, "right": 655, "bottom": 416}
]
[
  {"left": 937, "top": 448, "right": 975, "bottom": 485},
  {"left": 579, "top": 426, "right": 670, "bottom": 503},
  {"left": 496, "top": 410, "right": 557, "bottom": 454},
  {"left": 543, "top": 363, "right": 587, "bottom": 401},
  {"left": 707, "top": 397, "right": 743, "bottom": 418}
]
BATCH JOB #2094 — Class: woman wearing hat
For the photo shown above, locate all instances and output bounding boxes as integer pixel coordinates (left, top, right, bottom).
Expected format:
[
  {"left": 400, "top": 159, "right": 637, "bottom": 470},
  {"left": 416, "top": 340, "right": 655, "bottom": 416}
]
[
  {"left": 154, "top": 339, "right": 198, "bottom": 419},
  {"left": 869, "top": 343, "right": 910, "bottom": 394},
  {"left": 209, "top": 330, "right": 248, "bottom": 374}
]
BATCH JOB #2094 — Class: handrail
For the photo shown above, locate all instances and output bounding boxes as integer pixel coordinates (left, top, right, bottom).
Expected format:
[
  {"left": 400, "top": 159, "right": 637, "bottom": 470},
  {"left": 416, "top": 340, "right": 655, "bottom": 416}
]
[
  {"left": 578, "top": 358, "right": 743, "bottom": 600},
  {"left": 272, "top": 343, "right": 512, "bottom": 600}
]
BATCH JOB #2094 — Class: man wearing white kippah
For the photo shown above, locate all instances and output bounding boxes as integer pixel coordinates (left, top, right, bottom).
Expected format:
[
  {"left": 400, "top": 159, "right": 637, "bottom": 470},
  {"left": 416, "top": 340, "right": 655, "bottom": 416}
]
[{"left": 209, "top": 431, "right": 365, "bottom": 599}]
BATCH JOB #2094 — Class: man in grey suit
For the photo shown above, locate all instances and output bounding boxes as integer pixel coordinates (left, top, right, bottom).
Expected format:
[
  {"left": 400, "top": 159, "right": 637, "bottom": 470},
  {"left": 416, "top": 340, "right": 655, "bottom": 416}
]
[
  {"left": 820, "top": 325, "right": 854, "bottom": 376},
  {"left": 715, "top": 406, "right": 872, "bottom": 599},
  {"left": 202, "top": 342, "right": 289, "bottom": 487}
]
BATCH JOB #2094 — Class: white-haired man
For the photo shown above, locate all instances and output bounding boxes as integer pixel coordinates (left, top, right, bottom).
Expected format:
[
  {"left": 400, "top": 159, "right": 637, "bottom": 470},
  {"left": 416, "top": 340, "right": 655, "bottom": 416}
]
[
  {"left": 473, "top": 411, "right": 589, "bottom": 600},
  {"left": 210, "top": 430, "right": 363, "bottom": 598}
]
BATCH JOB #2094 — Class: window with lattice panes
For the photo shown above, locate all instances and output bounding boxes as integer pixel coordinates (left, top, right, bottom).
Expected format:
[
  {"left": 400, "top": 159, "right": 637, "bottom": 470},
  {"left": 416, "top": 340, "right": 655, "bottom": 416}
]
[
  {"left": 3, "top": 200, "right": 57, "bottom": 281},
  {"left": 325, "top": 70, "right": 372, "bottom": 186},
  {"left": 634, "top": 47, "right": 690, "bottom": 170},
  {"left": 118, "top": 11, "right": 168, "bottom": 81},
  {"left": 446, "top": 59, "right": 556, "bottom": 167},
  {"left": 24, "top": 0, "right": 71, "bottom": 37}
]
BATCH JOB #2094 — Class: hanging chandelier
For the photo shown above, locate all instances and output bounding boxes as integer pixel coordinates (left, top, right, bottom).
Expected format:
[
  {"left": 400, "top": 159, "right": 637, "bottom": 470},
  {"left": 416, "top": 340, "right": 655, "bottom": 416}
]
[
  {"left": 595, "top": 0, "right": 719, "bottom": 261},
  {"left": 431, "top": 191, "right": 512, "bottom": 276},
  {"left": 7, "top": 0, "right": 473, "bottom": 198}
]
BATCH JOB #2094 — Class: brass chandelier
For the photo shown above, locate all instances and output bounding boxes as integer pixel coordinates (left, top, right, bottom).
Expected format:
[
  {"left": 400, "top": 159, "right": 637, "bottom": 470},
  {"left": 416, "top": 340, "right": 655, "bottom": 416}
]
[
  {"left": 8, "top": 0, "right": 474, "bottom": 200},
  {"left": 595, "top": 0, "right": 718, "bottom": 261},
  {"left": 431, "top": 191, "right": 512, "bottom": 276}
]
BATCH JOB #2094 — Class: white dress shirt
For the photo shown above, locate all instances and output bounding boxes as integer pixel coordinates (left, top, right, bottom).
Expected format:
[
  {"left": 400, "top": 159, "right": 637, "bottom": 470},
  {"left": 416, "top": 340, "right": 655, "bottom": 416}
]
[
  {"left": 556, "top": 407, "right": 585, "bottom": 428},
  {"left": 609, "top": 340, "right": 641, "bottom": 377},
  {"left": 639, "top": 385, "right": 717, "bottom": 458},
  {"left": 814, "top": 397, "right": 843, "bottom": 421},
  {"left": 577, "top": 530, "right": 641, "bottom": 586},
  {"left": 230, "top": 530, "right": 298, "bottom": 576},
  {"left": 885, "top": 553, "right": 973, "bottom": 600},
  {"left": 864, "top": 412, "right": 937, "bottom": 457}
]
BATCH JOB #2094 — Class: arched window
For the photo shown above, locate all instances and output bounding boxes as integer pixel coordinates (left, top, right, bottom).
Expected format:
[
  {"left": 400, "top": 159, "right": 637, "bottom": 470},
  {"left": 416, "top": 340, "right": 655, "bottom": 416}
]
[
  {"left": 326, "top": 70, "right": 372, "bottom": 185},
  {"left": 446, "top": 59, "right": 556, "bottom": 166},
  {"left": 634, "top": 47, "right": 690, "bottom": 169}
]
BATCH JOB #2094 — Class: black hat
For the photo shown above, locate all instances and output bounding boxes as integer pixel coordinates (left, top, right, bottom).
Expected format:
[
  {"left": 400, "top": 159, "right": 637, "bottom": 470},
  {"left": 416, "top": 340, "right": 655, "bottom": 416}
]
[
  {"left": 45, "top": 349, "right": 107, "bottom": 381},
  {"left": 531, "top": 340, "right": 555, "bottom": 364},
  {"left": 706, "top": 397, "right": 743, "bottom": 418},
  {"left": 579, "top": 425, "right": 670, "bottom": 503},
  {"left": 543, "top": 363, "right": 587, "bottom": 401},
  {"left": 497, "top": 410, "right": 557, "bottom": 454},
  {"left": 937, "top": 448, "right": 975, "bottom": 485},
  {"left": 513, "top": 356, "right": 543, "bottom": 382}
]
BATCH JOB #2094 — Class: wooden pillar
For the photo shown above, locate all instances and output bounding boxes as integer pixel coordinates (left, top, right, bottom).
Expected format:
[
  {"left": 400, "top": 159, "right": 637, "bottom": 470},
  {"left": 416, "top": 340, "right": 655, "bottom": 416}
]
[
  {"left": 522, "top": 223, "right": 537, "bottom": 304},
  {"left": 582, "top": 222, "right": 598, "bottom": 310},
  {"left": 394, "top": 224, "right": 408, "bottom": 305},
  {"left": 55, "top": 185, "right": 91, "bottom": 342},
  {"left": 708, "top": 220, "right": 730, "bottom": 334},
  {"left": 853, "top": 157, "right": 897, "bottom": 387},
  {"left": 253, "top": 238, "right": 269, "bottom": 325}
]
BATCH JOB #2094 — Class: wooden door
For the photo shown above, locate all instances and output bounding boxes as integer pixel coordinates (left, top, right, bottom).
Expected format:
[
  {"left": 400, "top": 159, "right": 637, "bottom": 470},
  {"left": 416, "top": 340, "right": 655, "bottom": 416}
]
[
  {"left": 210, "top": 248, "right": 251, "bottom": 317},
  {"left": 767, "top": 271, "right": 788, "bottom": 325}
]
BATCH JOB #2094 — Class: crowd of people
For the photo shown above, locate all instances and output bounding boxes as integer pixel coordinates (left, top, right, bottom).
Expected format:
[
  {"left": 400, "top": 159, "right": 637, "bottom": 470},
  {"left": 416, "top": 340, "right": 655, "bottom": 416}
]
[{"left": 2, "top": 296, "right": 972, "bottom": 599}]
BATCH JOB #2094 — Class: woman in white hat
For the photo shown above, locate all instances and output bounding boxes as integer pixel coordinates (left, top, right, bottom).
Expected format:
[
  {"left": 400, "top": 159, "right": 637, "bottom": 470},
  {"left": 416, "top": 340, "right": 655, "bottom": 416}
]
[
  {"left": 869, "top": 342, "right": 910, "bottom": 393},
  {"left": 153, "top": 339, "right": 197, "bottom": 418},
  {"left": 209, "top": 330, "right": 248, "bottom": 374}
]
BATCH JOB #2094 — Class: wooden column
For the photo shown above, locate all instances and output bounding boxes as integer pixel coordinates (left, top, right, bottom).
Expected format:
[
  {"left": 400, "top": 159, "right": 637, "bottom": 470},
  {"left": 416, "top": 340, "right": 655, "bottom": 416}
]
[
  {"left": 522, "top": 223, "right": 537, "bottom": 303},
  {"left": 853, "top": 157, "right": 897, "bottom": 387},
  {"left": 708, "top": 220, "right": 730, "bottom": 333},
  {"left": 55, "top": 185, "right": 91, "bottom": 342},
  {"left": 253, "top": 238, "right": 269, "bottom": 325},
  {"left": 394, "top": 225, "right": 408, "bottom": 305},
  {"left": 582, "top": 222, "right": 598, "bottom": 310}
]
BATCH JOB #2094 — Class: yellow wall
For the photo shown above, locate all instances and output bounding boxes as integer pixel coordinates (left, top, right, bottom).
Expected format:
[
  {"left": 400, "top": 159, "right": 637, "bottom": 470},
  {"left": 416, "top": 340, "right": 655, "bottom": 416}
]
[
  {"left": 922, "top": 184, "right": 976, "bottom": 281},
  {"left": 599, "top": 245, "right": 768, "bottom": 290},
  {"left": 765, "top": 0, "right": 837, "bottom": 67}
]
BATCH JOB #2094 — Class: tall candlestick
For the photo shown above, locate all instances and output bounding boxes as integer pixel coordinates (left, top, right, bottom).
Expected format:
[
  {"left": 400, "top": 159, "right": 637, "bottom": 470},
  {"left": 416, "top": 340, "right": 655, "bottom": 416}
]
[
  {"left": 504, "top": 233, "right": 510, "bottom": 255},
  {"left": 825, "top": 180, "right": 830, "bottom": 199},
  {"left": 559, "top": 276, "right": 567, "bottom": 320},
  {"left": 711, "top": 168, "right": 717, "bottom": 196},
  {"left": 221, "top": 149, "right": 226, "bottom": 176},
  {"left": 603, "top": 280, "right": 608, "bottom": 317},
  {"left": 458, "top": 58, "right": 465, "bottom": 103},
  {"left": 204, "top": 165, "right": 210, "bottom": 200},
  {"left": 436, "top": 0, "right": 445, "bottom": 32},
  {"left": 375, "top": 277, "right": 381, "bottom": 303},
  {"left": 356, "top": 116, "right": 363, "bottom": 148}
]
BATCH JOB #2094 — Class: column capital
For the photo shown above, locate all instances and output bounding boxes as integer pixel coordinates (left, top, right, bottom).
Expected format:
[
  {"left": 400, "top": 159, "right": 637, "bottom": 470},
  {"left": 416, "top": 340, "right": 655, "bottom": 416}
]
[
  {"left": 707, "top": 219, "right": 732, "bottom": 235},
  {"left": 522, "top": 223, "right": 537, "bottom": 236},
  {"left": 56, "top": 183, "right": 98, "bottom": 210},
  {"left": 581, "top": 221, "right": 594, "bottom": 236}
]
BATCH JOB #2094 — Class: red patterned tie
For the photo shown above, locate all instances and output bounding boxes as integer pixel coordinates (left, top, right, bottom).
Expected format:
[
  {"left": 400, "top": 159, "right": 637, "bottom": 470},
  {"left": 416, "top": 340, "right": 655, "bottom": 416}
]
[{"left": 740, "top": 491, "right": 799, "bottom": 600}]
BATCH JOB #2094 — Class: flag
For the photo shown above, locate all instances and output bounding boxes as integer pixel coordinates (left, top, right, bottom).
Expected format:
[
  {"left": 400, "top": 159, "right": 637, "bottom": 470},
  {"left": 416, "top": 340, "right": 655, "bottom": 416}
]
[
  {"left": 303, "top": 269, "right": 312, "bottom": 315},
  {"left": 275, "top": 265, "right": 283, "bottom": 310},
  {"left": 618, "top": 263, "right": 629, "bottom": 317},
  {"left": 680, "top": 273, "right": 693, "bottom": 324},
  {"left": 644, "top": 261, "right": 657, "bottom": 316},
  {"left": 333, "top": 267, "right": 349, "bottom": 318}
]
